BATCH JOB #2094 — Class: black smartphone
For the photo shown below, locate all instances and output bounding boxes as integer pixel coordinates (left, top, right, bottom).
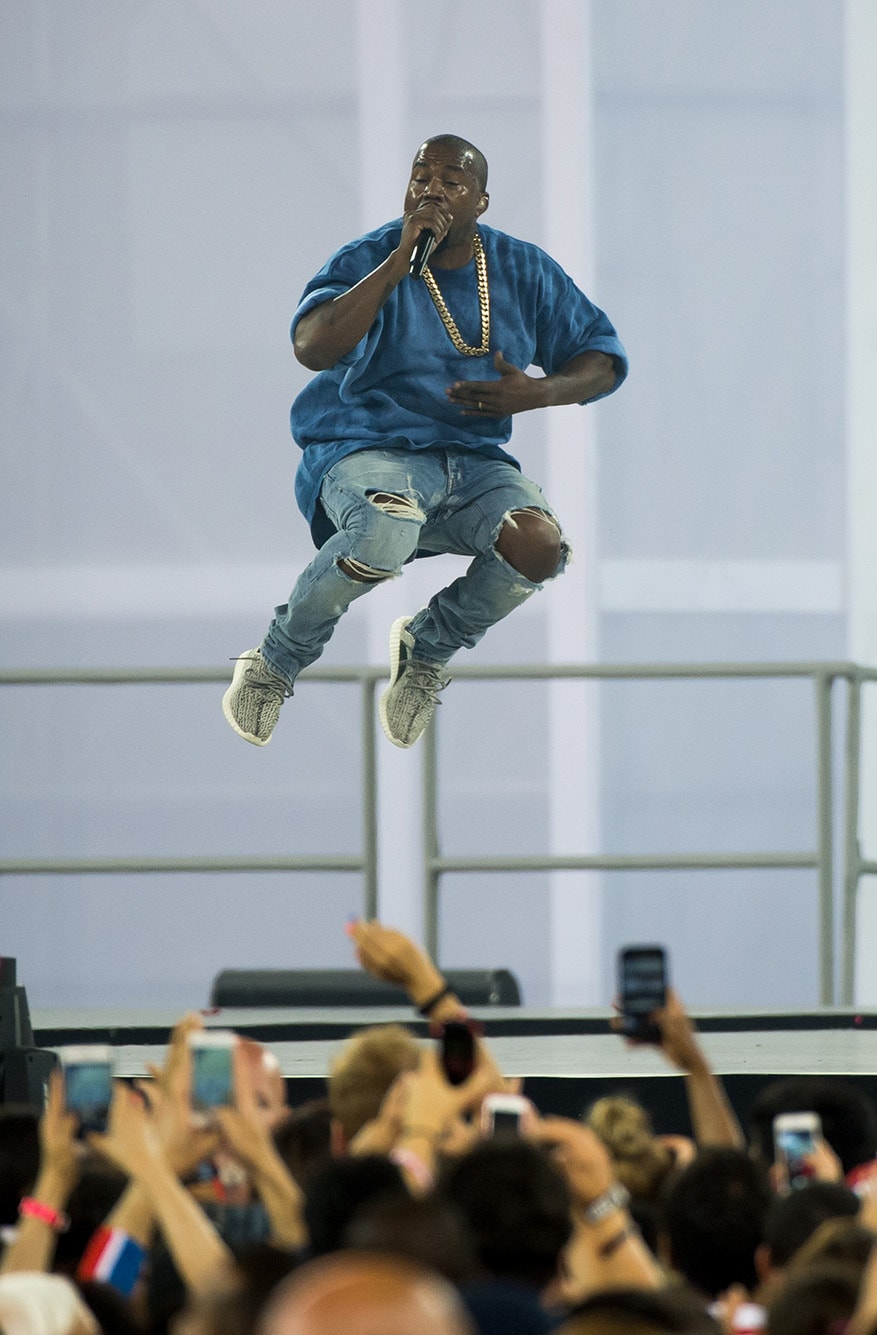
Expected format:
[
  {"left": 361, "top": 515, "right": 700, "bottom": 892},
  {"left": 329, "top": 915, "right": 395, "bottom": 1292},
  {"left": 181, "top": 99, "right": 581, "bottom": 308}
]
[
  {"left": 438, "top": 1020, "right": 476, "bottom": 1086},
  {"left": 618, "top": 945, "right": 667, "bottom": 1042}
]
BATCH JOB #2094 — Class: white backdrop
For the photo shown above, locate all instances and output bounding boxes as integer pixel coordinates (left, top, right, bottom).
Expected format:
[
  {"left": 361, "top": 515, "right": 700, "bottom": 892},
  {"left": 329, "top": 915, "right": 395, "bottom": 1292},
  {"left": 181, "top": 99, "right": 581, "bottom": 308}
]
[{"left": 1, "top": 0, "right": 870, "bottom": 1012}]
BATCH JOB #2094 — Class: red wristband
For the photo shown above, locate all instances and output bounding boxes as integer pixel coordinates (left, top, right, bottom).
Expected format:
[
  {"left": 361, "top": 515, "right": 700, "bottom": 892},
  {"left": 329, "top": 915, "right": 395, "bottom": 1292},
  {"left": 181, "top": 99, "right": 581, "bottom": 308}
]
[{"left": 19, "top": 1197, "right": 70, "bottom": 1232}]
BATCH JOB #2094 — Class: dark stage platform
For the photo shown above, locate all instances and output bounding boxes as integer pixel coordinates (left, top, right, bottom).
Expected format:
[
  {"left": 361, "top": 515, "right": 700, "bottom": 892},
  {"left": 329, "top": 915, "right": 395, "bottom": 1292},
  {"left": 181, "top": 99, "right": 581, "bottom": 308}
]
[{"left": 32, "top": 1005, "right": 877, "bottom": 1136}]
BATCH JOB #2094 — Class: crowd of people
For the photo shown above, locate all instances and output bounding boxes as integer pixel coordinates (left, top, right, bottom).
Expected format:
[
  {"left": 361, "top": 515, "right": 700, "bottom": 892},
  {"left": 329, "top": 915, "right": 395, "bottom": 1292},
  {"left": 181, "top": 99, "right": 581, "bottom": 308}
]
[{"left": 4, "top": 921, "right": 877, "bottom": 1335}]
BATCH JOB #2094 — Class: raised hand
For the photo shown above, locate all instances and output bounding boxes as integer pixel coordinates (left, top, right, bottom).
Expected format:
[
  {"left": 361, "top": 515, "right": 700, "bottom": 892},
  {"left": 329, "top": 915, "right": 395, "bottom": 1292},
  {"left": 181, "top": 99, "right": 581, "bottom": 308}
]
[{"left": 346, "top": 919, "right": 445, "bottom": 1006}]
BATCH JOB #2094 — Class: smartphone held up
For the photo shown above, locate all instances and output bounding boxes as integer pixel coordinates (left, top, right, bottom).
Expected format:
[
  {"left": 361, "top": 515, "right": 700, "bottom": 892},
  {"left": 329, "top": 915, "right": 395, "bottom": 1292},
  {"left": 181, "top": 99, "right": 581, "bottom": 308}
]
[
  {"left": 480, "top": 1093, "right": 534, "bottom": 1137},
  {"left": 773, "top": 1111, "right": 822, "bottom": 1192},
  {"left": 618, "top": 945, "right": 668, "bottom": 1043},
  {"left": 437, "top": 1019, "right": 478, "bottom": 1086},
  {"left": 59, "top": 1045, "right": 115, "bottom": 1136},
  {"left": 189, "top": 1030, "right": 237, "bottom": 1126}
]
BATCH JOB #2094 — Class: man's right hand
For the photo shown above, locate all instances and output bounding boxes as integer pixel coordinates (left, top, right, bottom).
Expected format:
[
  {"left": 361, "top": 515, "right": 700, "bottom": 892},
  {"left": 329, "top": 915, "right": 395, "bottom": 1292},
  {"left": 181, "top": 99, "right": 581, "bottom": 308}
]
[{"left": 397, "top": 200, "right": 453, "bottom": 272}]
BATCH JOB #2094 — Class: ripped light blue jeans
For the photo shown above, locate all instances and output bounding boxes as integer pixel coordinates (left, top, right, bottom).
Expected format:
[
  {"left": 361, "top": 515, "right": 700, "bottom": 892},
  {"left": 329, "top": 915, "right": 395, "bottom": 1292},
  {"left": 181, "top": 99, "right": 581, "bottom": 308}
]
[{"left": 261, "top": 446, "right": 569, "bottom": 688}]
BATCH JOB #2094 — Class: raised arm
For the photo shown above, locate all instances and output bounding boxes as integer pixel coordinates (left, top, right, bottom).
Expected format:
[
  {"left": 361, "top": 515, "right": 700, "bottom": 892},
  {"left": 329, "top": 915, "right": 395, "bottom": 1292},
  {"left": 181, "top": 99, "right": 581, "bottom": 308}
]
[
  {"left": 293, "top": 200, "right": 452, "bottom": 372},
  {"left": 530, "top": 1116, "right": 662, "bottom": 1302},
  {"left": 619, "top": 988, "right": 744, "bottom": 1150},
  {"left": 90, "top": 1083, "right": 232, "bottom": 1297},
  {"left": 214, "top": 1044, "right": 307, "bottom": 1251},
  {"left": 346, "top": 918, "right": 464, "bottom": 1027},
  {"left": 1, "top": 1069, "right": 79, "bottom": 1276}
]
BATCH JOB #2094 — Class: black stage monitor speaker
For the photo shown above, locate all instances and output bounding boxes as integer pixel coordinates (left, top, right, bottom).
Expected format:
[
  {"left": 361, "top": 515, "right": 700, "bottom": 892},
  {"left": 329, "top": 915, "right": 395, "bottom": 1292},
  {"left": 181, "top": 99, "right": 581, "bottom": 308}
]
[
  {"left": 0, "top": 1048, "right": 57, "bottom": 1106},
  {"left": 210, "top": 967, "right": 521, "bottom": 1009},
  {"left": 0, "top": 956, "right": 35, "bottom": 1049},
  {"left": 0, "top": 957, "right": 58, "bottom": 1107}
]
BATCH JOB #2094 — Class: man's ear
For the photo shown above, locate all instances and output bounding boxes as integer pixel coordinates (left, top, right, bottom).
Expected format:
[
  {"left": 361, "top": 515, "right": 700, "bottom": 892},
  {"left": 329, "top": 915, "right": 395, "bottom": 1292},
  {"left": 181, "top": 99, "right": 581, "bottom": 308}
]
[{"left": 476, "top": 192, "right": 489, "bottom": 218}]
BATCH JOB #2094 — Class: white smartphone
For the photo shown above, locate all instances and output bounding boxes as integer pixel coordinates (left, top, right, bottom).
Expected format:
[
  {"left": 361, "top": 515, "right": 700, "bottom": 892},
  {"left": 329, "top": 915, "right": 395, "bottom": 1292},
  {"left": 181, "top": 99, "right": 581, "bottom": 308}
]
[
  {"left": 59, "top": 1044, "right": 114, "bottom": 1136},
  {"left": 189, "top": 1030, "right": 237, "bottom": 1125},
  {"left": 480, "top": 1093, "right": 533, "bottom": 1137},
  {"left": 773, "top": 1111, "right": 821, "bottom": 1192}
]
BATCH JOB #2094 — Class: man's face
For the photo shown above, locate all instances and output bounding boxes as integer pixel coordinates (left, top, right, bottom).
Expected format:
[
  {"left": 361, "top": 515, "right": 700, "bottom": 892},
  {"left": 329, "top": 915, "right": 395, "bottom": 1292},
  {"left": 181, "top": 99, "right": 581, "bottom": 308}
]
[{"left": 404, "top": 143, "right": 488, "bottom": 247}]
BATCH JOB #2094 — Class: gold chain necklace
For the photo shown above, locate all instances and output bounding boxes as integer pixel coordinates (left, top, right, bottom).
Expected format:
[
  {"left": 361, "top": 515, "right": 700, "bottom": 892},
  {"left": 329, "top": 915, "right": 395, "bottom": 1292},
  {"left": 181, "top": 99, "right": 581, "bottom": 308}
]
[{"left": 422, "top": 231, "right": 490, "bottom": 357}]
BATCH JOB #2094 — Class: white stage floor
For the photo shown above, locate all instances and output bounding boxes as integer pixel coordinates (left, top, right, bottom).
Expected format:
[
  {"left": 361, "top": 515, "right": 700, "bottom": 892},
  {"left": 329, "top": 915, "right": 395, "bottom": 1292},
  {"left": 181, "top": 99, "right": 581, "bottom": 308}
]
[{"left": 32, "top": 1006, "right": 877, "bottom": 1081}]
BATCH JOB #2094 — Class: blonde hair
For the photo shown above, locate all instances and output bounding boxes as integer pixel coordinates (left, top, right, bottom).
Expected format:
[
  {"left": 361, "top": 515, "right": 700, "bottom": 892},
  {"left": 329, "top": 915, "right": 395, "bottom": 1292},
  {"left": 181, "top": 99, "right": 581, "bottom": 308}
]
[
  {"left": 328, "top": 1023, "right": 422, "bottom": 1141},
  {"left": 586, "top": 1095, "right": 674, "bottom": 1200}
]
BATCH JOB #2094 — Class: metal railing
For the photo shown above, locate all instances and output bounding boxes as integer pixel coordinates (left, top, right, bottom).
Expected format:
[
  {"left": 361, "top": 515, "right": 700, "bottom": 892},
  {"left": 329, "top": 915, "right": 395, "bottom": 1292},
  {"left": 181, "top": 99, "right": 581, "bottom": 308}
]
[{"left": 1, "top": 661, "right": 875, "bottom": 1004}]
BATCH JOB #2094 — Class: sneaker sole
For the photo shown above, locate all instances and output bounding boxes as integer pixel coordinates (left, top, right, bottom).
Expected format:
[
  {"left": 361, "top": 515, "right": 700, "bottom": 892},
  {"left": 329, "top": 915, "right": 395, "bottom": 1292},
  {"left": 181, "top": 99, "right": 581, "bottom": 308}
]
[
  {"left": 379, "top": 615, "right": 415, "bottom": 749},
  {"left": 222, "top": 651, "right": 272, "bottom": 746}
]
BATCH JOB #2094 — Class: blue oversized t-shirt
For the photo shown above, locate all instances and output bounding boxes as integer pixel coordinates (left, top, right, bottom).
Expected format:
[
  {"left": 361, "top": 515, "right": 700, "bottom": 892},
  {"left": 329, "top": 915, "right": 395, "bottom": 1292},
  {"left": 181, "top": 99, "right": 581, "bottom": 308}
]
[{"left": 290, "top": 220, "right": 628, "bottom": 543}]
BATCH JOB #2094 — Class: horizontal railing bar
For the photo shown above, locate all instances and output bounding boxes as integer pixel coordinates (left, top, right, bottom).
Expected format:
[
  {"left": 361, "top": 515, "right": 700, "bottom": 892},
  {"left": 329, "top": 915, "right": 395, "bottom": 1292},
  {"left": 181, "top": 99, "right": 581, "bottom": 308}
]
[
  {"left": 0, "top": 667, "right": 384, "bottom": 686},
  {"left": 0, "top": 853, "right": 820, "bottom": 879},
  {"left": 0, "top": 856, "right": 364, "bottom": 876},
  {"left": 2, "top": 662, "right": 877, "bottom": 687},
  {"left": 429, "top": 853, "right": 819, "bottom": 873}
]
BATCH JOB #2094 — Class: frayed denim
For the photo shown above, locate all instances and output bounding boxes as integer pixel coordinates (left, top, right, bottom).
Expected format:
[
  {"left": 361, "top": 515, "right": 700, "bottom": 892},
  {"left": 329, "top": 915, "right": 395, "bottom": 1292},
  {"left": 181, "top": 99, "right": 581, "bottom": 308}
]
[{"left": 261, "top": 447, "right": 568, "bottom": 687}]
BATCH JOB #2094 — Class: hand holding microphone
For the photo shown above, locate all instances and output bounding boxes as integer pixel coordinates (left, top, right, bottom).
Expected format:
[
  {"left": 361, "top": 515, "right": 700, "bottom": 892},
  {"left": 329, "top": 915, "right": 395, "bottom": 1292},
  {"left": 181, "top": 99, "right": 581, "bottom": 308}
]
[
  {"left": 403, "top": 200, "right": 450, "bottom": 279},
  {"left": 409, "top": 228, "right": 436, "bottom": 279}
]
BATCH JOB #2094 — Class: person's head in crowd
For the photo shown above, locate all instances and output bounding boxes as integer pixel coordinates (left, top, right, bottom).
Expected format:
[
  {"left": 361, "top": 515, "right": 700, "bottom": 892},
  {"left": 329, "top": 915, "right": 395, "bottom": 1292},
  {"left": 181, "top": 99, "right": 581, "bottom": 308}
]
[
  {"left": 586, "top": 1095, "right": 677, "bottom": 1254},
  {"left": 661, "top": 1148, "right": 772, "bottom": 1299},
  {"left": 258, "top": 1251, "right": 474, "bottom": 1335},
  {"left": 0, "top": 1272, "right": 99, "bottom": 1335},
  {"left": 438, "top": 1138, "right": 573, "bottom": 1292},
  {"left": 756, "top": 1181, "right": 862, "bottom": 1287},
  {"left": 784, "top": 1215, "right": 875, "bottom": 1278},
  {"left": 302, "top": 1153, "right": 407, "bottom": 1258},
  {"left": 76, "top": 1279, "right": 148, "bottom": 1335},
  {"left": 174, "top": 1243, "right": 301, "bottom": 1335},
  {"left": 586, "top": 1096, "right": 675, "bottom": 1201},
  {"left": 273, "top": 1101, "right": 333, "bottom": 1192},
  {"left": 342, "top": 1190, "right": 476, "bottom": 1286},
  {"left": 766, "top": 1262, "right": 863, "bottom": 1335},
  {"left": 0, "top": 1106, "right": 39, "bottom": 1236},
  {"left": 556, "top": 1285, "right": 722, "bottom": 1335},
  {"left": 748, "top": 1077, "right": 877, "bottom": 1177},
  {"left": 327, "top": 1024, "right": 421, "bottom": 1150}
]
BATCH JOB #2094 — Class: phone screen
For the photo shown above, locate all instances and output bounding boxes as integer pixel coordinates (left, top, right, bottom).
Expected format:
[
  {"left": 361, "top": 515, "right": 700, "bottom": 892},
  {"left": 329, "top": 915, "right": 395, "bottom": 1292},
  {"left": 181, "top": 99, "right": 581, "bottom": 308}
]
[
  {"left": 440, "top": 1021, "right": 476, "bottom": 1086},
  {"left": 191, "top": 1040, "right": 234, "bottom": 1115},
  {"left": 775, "top": 1119, "right": 820, "bottom": 1190},
  {"left": 490, "top": 1108, "right": 523, "bottom": 1135},
  {"left": 64, "top": 1060, "right": 113, "bottom": 1135},
  {"left": 619, "top": 946, "right": 667, "bottom": 1040}
]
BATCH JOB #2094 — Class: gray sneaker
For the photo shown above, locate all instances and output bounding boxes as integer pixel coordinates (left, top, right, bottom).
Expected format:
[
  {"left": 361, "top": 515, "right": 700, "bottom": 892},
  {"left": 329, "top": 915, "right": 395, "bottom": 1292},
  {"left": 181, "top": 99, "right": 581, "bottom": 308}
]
[
  {"left": 222, "top": 648, "right": 292, "bottom": 746},
  {"left": 379, "top": 615, "right": 450, "bottom": 749}
]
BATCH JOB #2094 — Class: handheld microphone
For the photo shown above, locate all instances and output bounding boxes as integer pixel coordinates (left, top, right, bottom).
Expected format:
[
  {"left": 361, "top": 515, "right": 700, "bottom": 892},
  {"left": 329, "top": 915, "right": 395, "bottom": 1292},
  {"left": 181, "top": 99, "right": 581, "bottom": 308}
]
[{"left": 409, "top": 229, "right": 436, "bottom": 279}]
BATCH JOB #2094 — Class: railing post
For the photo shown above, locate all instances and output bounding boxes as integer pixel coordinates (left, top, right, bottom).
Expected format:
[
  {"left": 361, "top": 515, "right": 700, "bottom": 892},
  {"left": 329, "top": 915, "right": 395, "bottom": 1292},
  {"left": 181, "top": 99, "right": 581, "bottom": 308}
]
[
  {"left": 814, "top": 671, "right": 835, "bottom": 1004},
  {"left": 361, "top": 674, "right": 379, "bottom": 920},
  {"left": 842, "top": 672, "right": 863, "bottom": 1005},
  {"left": 422, "top": 714, "right": 440, "bottom": 964}
]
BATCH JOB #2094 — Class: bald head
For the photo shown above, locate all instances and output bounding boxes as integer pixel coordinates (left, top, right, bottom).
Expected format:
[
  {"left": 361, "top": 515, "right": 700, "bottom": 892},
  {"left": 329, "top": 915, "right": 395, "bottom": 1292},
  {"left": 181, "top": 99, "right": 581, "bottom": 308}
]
[
  {"left": 259, "top": 1253, "right": 472, "bottom": 1335},
  {"left": 417, "top": 135, "right": 488, "bottom": 190}
]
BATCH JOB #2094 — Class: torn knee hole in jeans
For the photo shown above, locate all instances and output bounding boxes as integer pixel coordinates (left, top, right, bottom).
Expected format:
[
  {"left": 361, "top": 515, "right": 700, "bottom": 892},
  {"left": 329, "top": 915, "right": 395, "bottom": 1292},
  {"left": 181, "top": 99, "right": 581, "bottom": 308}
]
[
  {"left": 367, "top": 491, "right": 426, "bottom": 522},
  {"left": 494, "top": 507, "right": 571, "bottom": 580},
  {"left": 501, "top": 506, "right": 561, "bottom": 533},
  {"left": 336, "top": 556, "right": 395, "bottom": 583}
]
